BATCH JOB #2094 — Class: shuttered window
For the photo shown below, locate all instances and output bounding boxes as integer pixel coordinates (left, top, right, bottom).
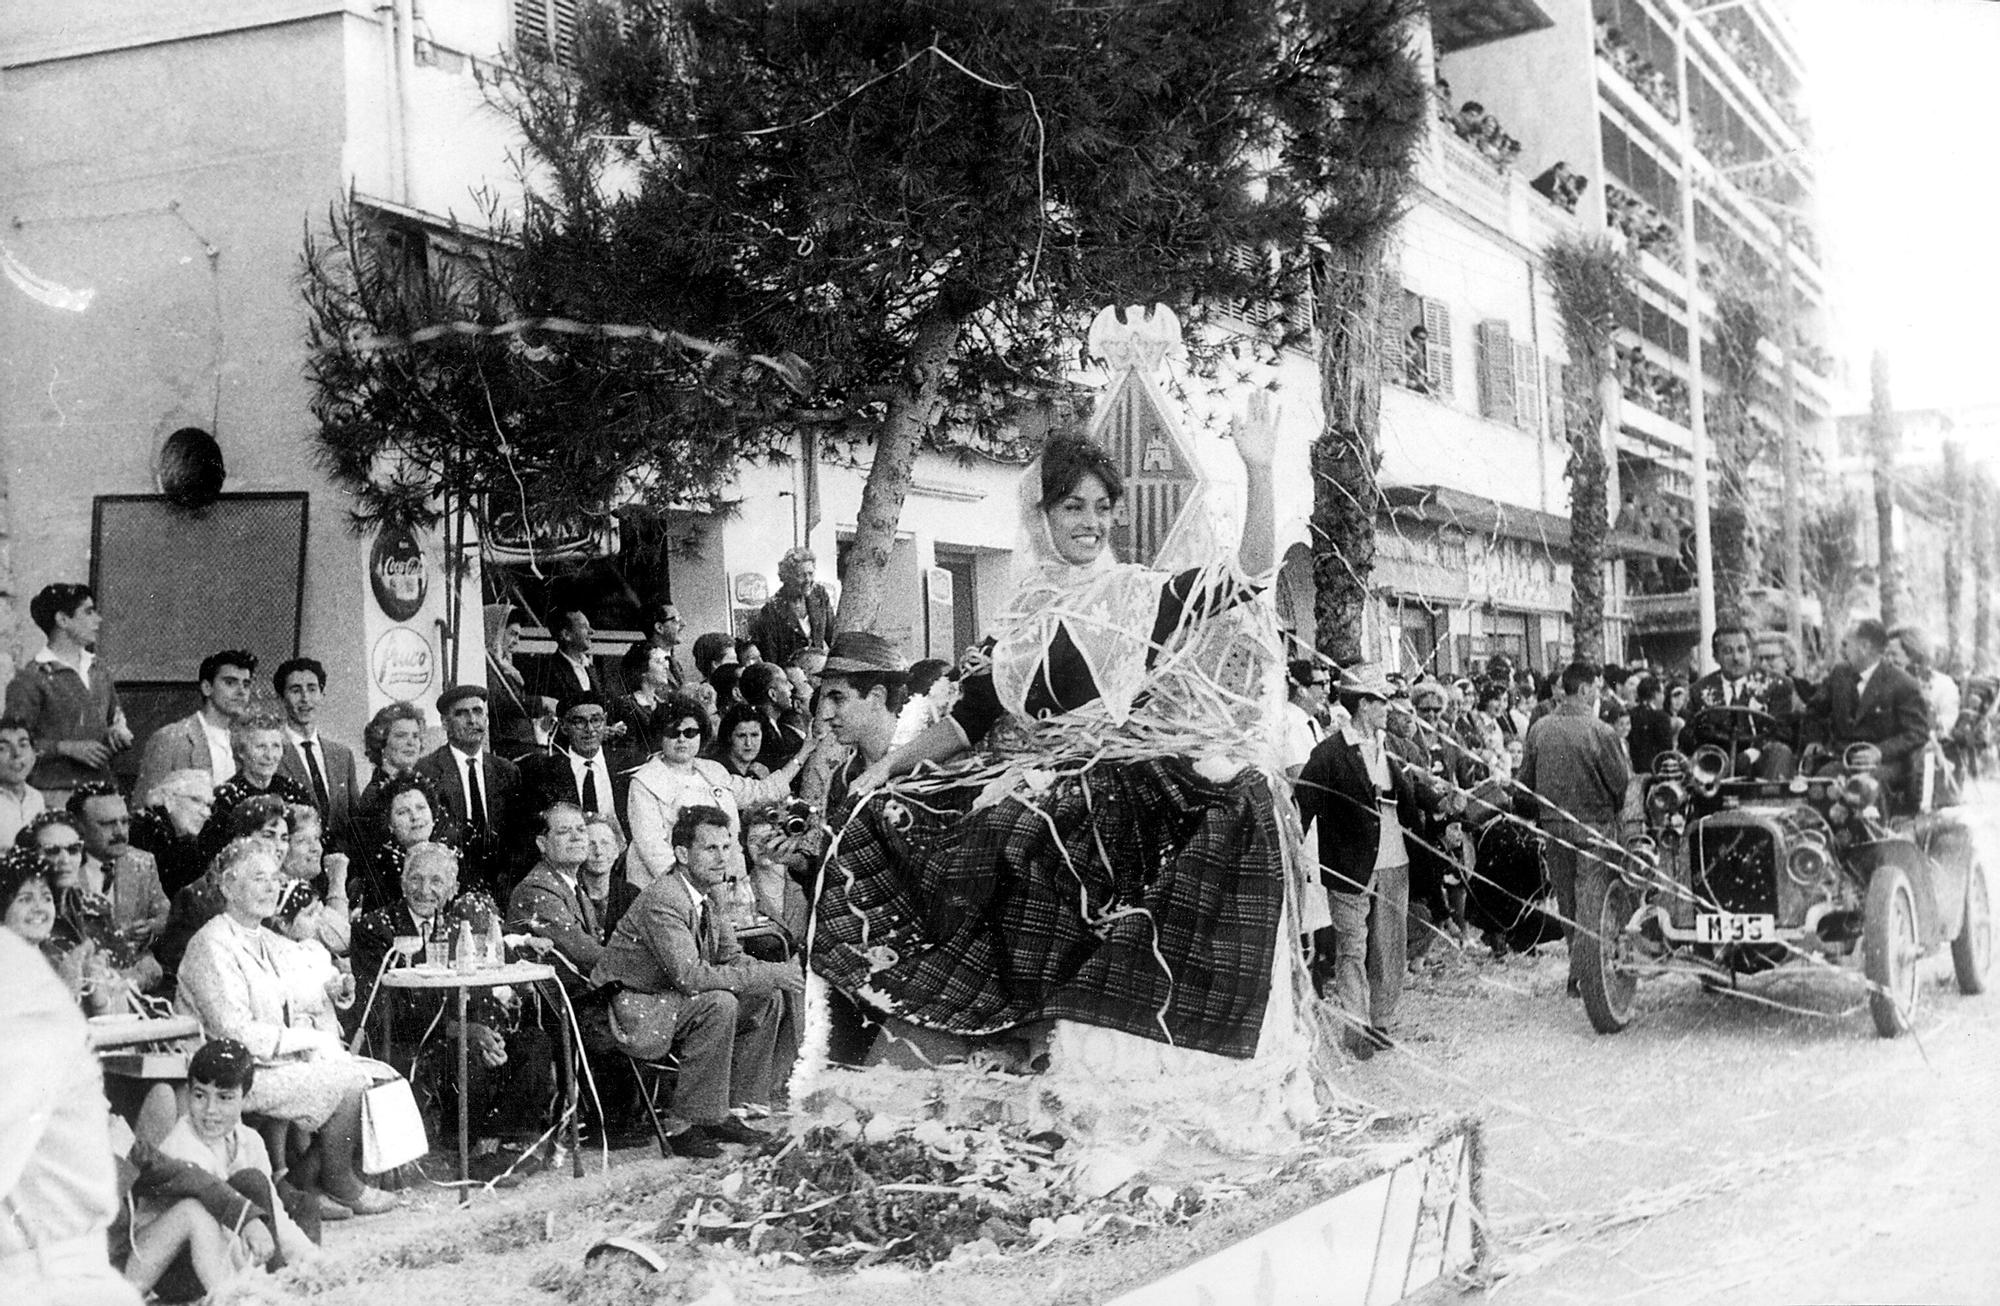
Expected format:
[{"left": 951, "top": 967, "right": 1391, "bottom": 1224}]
[
  {"left": 515, "top": 0, "right": 582, "bottom": 66},
  {"left": 1476, "top": 319, "right": 1515, "bottom": 424},
  {"left": 1512, "top": 341, "right": 1543, "bottom": 435},
  {"left": 1394, "top": 290, "right": 1454, "bottom": 398}
]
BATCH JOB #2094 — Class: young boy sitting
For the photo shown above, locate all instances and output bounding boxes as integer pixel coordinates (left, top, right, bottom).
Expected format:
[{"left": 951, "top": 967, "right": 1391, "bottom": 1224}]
[{"left": 143, "top": 1040, "right": 317, "bottom": 1279}]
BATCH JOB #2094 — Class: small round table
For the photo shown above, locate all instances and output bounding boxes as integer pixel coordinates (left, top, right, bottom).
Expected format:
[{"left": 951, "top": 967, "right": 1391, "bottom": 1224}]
[{"left": 378, "top": 961, "right": 582, "bottom": 1201}]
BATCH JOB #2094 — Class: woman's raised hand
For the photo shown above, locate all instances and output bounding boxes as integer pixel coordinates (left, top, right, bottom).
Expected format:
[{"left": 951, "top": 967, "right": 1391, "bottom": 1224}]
[{"left": 1228, "top": 391, "right": 1280, "bottom": 469}]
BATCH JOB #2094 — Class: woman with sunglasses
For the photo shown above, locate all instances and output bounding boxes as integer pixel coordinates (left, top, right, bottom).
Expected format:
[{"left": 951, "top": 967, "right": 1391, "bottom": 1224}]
[{"left": 623, "top": 691, "right": 811, "bottom": 891}]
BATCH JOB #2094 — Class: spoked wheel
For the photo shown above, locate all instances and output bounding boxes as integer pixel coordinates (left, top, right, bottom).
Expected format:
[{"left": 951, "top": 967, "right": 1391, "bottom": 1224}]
[
  {"left": 1864, "top": 865, "right": 1922, "bottom": 1037},
  {"left": 1952, "top": 859, "right": 1991, "bottom": 995},
  {"left": 1575, "top": 867, "right": 1641, "bottom": 1034}
]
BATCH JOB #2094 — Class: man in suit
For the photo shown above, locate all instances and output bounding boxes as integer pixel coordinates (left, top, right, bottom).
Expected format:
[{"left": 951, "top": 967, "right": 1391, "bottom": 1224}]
[
  {"left": 134, "top": 650, "right": 257, "bottom": 804},
  {"left": 414, "top": 685, "right": 521, "bottom": 900},
  {"left": 523, "top": 607, "right": 604, "bottom": 708},
  {"left": 516, "top": 690, "right": 631, "bottom": 837},
  {"left": 67, "top": 781, "right": 170, "bottom": 990},
  {"left": 1807, "top": 618, "right": 1931, "bottom": 799},
  {"left": 1297, "top": 664, "right": 1452, "bottom": 1059},
  {"left": 351, "top": 841, "right": 553, "bottom": 1181},
  {"left": 1680, "top": 624, "right": 1798, "bottom": 778},
  {"left": 591, "top": 804, "right": 802, "bottom": 1158},
  {"left": 271, "top": 657, "right": 360, "bottom": 853}
]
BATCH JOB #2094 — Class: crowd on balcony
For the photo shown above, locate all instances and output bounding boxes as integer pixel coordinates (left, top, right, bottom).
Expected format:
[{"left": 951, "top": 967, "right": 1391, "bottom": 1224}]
[
  {"left": 1604, "top": 184, "right": 1681, "bottom": 263},
  {"left": 1704, "top": 17, "right": 1811, "bottom": 139},
  {"left": 1617, "top": 343, "right": 1691, "bottom": 426},
  {"left": 1530, "top": 162, "right": 1590, "bottom": 214},
  {"left": 1434, "top": 78, "right": 1523, "bottom": 172},
  {"left": 1595, "top": 20, "right": 1680, "bottom": 121}
]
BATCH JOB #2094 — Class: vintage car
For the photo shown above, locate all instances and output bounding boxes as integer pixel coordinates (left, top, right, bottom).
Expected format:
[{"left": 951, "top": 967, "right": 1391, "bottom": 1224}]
[{"left": 1575, "top": 705, "right": 1992, "bottom": 1038}]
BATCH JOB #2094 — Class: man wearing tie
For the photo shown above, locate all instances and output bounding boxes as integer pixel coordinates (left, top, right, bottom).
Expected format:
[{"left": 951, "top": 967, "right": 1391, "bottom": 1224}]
[
  {"left": 414, "top": 685, "right": 521, "bottom": 900},
  {"left": 524, "top": 607, "right": 605, "bottom": 708},
  {"left": 1680, "top": 624, "right": 1798, "bottom": 779},
  {"left": 1807, "top": 618, "right": 1932, "bottom": 800},
  {"left": 273, "top": 658, "right": 359, "bottom": 852},
  {"left": 516, "top": 690, "right": 630, "bottom": 837},
  {"left": 591, "top": 804, "right": 802, "bottom": 1158}
]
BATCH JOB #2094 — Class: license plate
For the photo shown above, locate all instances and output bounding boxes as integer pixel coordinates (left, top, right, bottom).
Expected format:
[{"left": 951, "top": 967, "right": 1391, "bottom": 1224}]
[{"left": 1695, "top": 913, "right": 1776, "bottom": 944}]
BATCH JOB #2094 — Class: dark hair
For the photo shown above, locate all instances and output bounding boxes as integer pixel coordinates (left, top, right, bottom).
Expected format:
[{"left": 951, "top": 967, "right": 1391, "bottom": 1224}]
[
  {"left": 621, "top": 640, "right": 662, "bottom": 684},
  {"left": 66, "top": 779, "right": 125, "bottom": 820},
  {"left": 738, "top": 662, "right": 787, "bottom": 709},
  {"left": 652, "top": 692, "right": 714, "bottom": 749},
  {"left": 28, "top": 583, "right": 93, "bottom": 637},
  {"left": 536, "top": 801, "right": 584, "bottom": 838},
  {"left": 16, "top": 810, "right": 81, "bottom": 851},
  {"left": 0, "top": 715, "right": 31, "bottom": 740},
  {"left": 198, "top": 649, "right": 258, "bottom": 686},
  {"left": 824, "top": 668, "right": 912, "bottom": 716},
  {"left": 671, "top": 803, "right": 731, "bottom": 849},
  {"left": 1286, "top": 659, "right": 1319, "bottom": 689},
  {"left": 709, "top": 663, "right": 743, "bottom": 705},
  {"left": 906, "top": 659, "right": 952, "bottom": 698},
  {"left": 1037, "top": 434, "right": 1124, "bottom": 510},
  {"left": 1560, "top": 661, "right": 1601, "bottom": 696},
  {"left": 734, "top": 638, "right": 761, "bottom": 664},
  {"left": 377, "top": 771, "right": 453, "bottom": 845},
  {"left": 1599, "top": 696, "right": 1628, "bottom": 725},
  {"left": 224, "top": 794, "right": 291, "bottom": 843},
  {"left": 1476, "top": 682, "right": 1508, "bottom": 713},
  {"left": 642, "top": 601, "right": 680, "bottom": 631},
  {"left": 708, "top": 704, "right": 765, "bottom": 765},
  {"left": 272, "top": 657, "right": 326, "bottom": 695},
  {"left": 1636, "top": 674, "right": 1663, "bottom": 705},
  {"left": 1850, "top": 619, "right": 1888, "bottom": 653},
  {"left": 1602, "top": 663, "right": 1626, "bottom": 689},
  {"left": 1710, "top": 624, "right": 1752, "bottom": 652},
  {"left": 188, "top": 1039, "right": 257, "bottom": 1094},
  {"left": 362, "top": 702, "right": 426, "bottom": 766},
  {"left": 548, "top": 606, "right": 587, "bottom": 639},
  {"left": 690, "top": 633, "right": 736, "bottom": 678},
  {"left": 0, "top": 847, "right": 57, "bottom": 911}
]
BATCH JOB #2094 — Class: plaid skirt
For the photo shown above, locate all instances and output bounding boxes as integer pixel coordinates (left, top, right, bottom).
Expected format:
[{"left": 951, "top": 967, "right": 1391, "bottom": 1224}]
[{"left": 810, "top": 756, "right": 1284, "bottom": 1059}]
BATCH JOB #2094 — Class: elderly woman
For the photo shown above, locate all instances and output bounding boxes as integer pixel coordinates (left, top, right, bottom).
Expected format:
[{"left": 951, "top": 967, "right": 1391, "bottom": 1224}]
[
  {"left": 581, "top": 810, "right": 639, "bottom": 936},
  {"left": 368, "top": 770, "right": 459, "bottom": 890},
  {"left": 624, "top": 692, "right": 808, "bottom": 890},
  {"left": 201, "top": 713, "right": 310, "bottom": 867},
  {"left": 154, "top": 794, "right": 292, "bottom": 980},
  {"left": 280, "top": 804, "right": 352, "bottom": 954},
  {"left": 175, "top": 838, "right": 397, "bottom": 1216},
  {"left": 816, "top": 406, "right": 1283, "bottom": 1069},
  {"left": 130, "top": 768, "right": 216, "bottom": 899}
]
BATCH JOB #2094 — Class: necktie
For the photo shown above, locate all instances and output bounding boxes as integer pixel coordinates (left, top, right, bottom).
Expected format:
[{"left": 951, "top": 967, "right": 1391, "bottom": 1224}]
[
  {"left": 300, "top": 740, "right": 331, "bottom": 812},
  {"left": 574, "top": 880, "right": 598, "bottom": 939},
  {"left": 579, "top": 759, "right": 600, "bottom": 813},
  {"left": 693, "top": 896, "right": 710, "bottom": 960},
  {"left": 464, "top": 756, "right": 487, "bottom": 832}
]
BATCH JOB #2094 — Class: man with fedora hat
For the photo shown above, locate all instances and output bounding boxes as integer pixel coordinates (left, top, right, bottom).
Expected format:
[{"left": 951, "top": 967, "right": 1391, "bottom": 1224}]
[
  {"left": 817, "top": 632, "right": 910, "bottom": 818},
  {"left": 517, "top": 688, "right": 632, "bottom": 836},
  {"left": 415, "top": 684, "right": 522, "bottom": 898},
  {"left": 1297, "top": 663, "right": 1455, "bottom": 1059}
]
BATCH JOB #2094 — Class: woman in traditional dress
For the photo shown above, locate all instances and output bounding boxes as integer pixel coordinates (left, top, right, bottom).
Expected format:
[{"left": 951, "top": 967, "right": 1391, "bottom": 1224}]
[{"left": 812, "top": 401, "right": 1290, "bottom": 1070}]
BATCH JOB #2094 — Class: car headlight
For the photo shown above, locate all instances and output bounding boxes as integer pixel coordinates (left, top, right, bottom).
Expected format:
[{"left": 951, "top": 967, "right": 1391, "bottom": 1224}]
[
  {"left": 1785, "top": 841, "right": 1833, "bottom": 888},
  {"left": 1688, "top": 745, "right": 1731, "bottom": 795},
  {"left": 1645, "top": 779, "right": 1687, "bottom": 824},
  {"left": 1839, "top": 773, "right": 1882, "bottom": 813}
]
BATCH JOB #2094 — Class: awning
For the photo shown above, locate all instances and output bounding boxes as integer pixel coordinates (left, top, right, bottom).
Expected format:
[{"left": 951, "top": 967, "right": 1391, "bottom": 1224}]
[{"left": 1380, "top": 484, "right": 1678, "bottom": 562}]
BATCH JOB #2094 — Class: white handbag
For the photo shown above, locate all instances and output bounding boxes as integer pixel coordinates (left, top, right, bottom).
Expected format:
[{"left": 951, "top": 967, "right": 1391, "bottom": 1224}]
[{"left": 360, "top": 1077, "right": 428, "bottom": 1173}]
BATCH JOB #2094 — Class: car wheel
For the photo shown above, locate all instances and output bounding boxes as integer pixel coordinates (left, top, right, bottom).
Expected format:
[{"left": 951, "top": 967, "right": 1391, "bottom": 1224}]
[
  {"left": 1951, "top": 858, "right": 1991, "bottom": 996},
  {"left": 1575, "top": 866, "right": 1639, "bottom": 1034},
  {"left": 1864, "top": 864, "right": 1921, "bottom": 1037}
]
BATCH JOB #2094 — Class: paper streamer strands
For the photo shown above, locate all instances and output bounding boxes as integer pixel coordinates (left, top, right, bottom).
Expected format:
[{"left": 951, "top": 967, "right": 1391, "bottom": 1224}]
[
  {"left": 1, "top": 242, "right": 95, "bottom": 312},
  {"left": 340, "top": 314, "right": 812, "bottom": 393}
]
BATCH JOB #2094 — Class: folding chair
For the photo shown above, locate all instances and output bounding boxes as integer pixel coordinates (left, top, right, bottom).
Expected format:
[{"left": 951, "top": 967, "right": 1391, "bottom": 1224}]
[{"left": 622, "top": 1052, "right": 682, "bottom": 1158}]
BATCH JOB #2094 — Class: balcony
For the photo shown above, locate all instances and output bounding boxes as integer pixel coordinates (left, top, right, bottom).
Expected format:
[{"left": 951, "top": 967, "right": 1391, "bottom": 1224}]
[{"left": 1429, "top": 0, "right": 1554, "bottom": 54}]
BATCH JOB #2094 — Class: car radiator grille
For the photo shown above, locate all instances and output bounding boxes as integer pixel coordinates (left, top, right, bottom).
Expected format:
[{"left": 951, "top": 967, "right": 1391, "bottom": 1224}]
[{"left": 1693, "top": 825, "right": 1779, "bottom": 916}]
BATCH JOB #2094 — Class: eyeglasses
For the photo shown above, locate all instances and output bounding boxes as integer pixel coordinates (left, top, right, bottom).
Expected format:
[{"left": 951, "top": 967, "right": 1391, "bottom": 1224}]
[
  {"left": 565, "top": 713, "right": 607, "bottom": 727},
  {"left": 666, "top": 726, "right": 704, "bottom": 740}
]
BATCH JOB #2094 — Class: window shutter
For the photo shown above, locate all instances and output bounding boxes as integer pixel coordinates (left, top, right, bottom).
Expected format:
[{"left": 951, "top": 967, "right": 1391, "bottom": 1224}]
[
  {"left": 515, "top": 0, "right": 580, "bottom": 65},
  {"left": 1512, "top": 342, "right": 1542, "bottom": 434},
  {"left": 1422, "top": 297, "right": 1454, "bottom": 397},
  {"left": 1477, "top": 320, "right": 1515, "bottom": 424}
]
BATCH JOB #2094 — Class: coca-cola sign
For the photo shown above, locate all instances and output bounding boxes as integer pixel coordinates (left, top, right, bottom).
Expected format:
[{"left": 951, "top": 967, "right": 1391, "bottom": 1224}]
[{"left": 369, "top": 526, "right": 429, "bottom": 622}]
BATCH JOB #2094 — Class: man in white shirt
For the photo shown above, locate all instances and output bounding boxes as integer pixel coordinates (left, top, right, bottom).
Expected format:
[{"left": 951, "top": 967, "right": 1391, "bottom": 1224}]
[
  {"left": 414, "top": 685, "right": 522, "bottom": 898},
  {"left": 0, "top": 716, "right": 47, "bottom": 846},
  {"left": 135, "top": 650, "right": 256, "bottom": 803},
  {"left": 3, "top": 583, "right": 133, "bottom": 803},
  {"left": 272, "top": 657, "right": 359, "bottom": 850},
  {"left": 518, "top": 690, "right": 629, "bottom": 835},
  {"left": 525, "top": 607, "right": 604, "bottom": 706},
  {"left": 1280, "top": 659, "right": 1330, "bottom": 778}
]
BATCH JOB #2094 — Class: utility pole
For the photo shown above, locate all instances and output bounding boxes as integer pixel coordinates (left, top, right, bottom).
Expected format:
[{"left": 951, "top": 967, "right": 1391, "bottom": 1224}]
[{"left": 1675, "top": 23, "right": 1717, "bottom": 665}]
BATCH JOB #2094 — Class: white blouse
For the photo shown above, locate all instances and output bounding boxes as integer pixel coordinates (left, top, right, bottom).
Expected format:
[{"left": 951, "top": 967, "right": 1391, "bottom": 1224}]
[{"left": 624, "top": 756, "right": 792, "bottom": 889}]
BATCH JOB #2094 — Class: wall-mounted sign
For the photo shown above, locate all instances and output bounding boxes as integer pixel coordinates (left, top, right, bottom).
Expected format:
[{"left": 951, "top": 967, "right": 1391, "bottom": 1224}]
[
  {"left": 371, "top": 626, "right": 435, "bottom": 702},
  {"left": 369, "top": 526, "right": 429, "bottom": 622},
  {"left": 734, "top": 572, "right": 770, "bottom": 606}
]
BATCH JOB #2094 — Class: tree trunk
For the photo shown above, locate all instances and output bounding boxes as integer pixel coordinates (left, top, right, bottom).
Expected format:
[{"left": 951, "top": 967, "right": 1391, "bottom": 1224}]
[
  {"left": 1566, "top": 363, "right": 1610, "bottom": 663},
  {"left": 834, "top": 314, "right": 958, "bottom": 636},
  {"left": 1311, "top": 243, "right": 1387, "bottom": 666},
  {"left": 1869, "top": 350, "right": 1899, "bottom": 627},
  {"left": 1944, "top": 439, "right": 1966, "bottom": 673}
]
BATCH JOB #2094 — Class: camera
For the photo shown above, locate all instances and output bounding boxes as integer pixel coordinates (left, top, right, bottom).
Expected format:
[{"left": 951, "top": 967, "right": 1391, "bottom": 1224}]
[{"left": 782, "top": 798, "right": 818, "bottom": 838}]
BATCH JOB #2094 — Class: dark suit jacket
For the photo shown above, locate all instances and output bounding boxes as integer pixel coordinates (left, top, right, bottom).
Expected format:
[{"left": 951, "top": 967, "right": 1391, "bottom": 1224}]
[
  {"left": 748, "top": 587, "right": 833, "bottom": 668},
  {"left": 350, "top": 895, "right": 505, "bottom": 1042},
  {"left": 521, "top": 652, "right": 603, "bottom": 711},
  {"left": 515, "top": 747, "right": 633, "bottom": 835},
  {"left": 1297, "top": 730, "right": 1436, "bottom": 893},
  {"left": 1679, "top": 670, "right": 1799, "bottom": 755},
  {"left": 412, "top": 746, "right": 521, "bottom": 895},
  {"left": 278, "top": 734, "right": 360, "bottom": 850},
  {"left": 1808, "top": 661, "right": 1930, "bottom": 765}
]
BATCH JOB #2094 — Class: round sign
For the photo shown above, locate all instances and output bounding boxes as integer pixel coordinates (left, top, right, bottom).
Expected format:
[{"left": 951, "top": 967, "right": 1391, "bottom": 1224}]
[
  {"left": 369, "top": 526, "right": 429, "bottom": 622},
  {"left": 370, "top": 627, "right": 435, "bottom": 703}
]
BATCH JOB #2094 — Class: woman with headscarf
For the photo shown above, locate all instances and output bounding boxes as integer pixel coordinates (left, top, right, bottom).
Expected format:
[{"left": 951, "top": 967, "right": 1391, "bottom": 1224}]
[
  {"left": 484, "top": 603, "right": 541, "bottom": 759},
  {"left": 813, "top": 400, "right": 1289, "bottom": 1076}
]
